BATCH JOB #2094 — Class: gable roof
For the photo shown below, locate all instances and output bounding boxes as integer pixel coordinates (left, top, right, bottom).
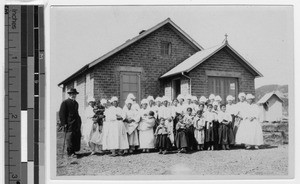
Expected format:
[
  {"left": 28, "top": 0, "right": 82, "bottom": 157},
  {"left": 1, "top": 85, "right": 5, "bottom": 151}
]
[
  {"left": 58, "top": 18, "right": 203, "bottom": 86},
  {"left": 160, "top": 41, "right": 263, "bottom": 78},
  {"left": 257, "top": 92, "right": 283, "bottom": 104}
]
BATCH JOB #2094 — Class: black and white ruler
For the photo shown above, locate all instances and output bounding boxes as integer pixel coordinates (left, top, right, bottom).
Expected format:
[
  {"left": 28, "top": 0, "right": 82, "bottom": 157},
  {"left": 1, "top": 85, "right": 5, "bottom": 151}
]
[{"left": 5, "top": 5, "right": 45, "bottom": 184}]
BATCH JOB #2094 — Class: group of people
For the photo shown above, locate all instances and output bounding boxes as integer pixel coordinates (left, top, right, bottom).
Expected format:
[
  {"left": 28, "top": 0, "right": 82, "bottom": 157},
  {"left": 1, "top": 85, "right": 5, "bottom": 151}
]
[{"left": 59, "top": 88, "right": 264, "bottom": 158}]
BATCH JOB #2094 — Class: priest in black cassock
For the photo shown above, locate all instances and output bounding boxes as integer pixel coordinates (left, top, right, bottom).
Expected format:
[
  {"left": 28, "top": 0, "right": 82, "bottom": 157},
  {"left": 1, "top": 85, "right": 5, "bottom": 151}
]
[{"left": 59, "top": 88, "right": 82, "bottom": 157}]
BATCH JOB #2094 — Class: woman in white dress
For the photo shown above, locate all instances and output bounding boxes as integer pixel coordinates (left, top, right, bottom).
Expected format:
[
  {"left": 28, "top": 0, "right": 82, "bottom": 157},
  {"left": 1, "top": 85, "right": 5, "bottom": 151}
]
[
  {"left": 102, "top": 96, "right": 129, "bottom": 156},
  {"left": 138, "top": 99, "right": 156, "bottom": 152},
  {"left": 234, "top": 92, "right": 248, "bottom": 137},
  {"left": 235, "top": 94, "right": 264, "bottom": 149},
  {"left": 123, "top": 99, "right": 141, "bottom": 153},
  {"left": 82, "top": 97, "right": 96, "bottom": 147},
  {"left": 157, "top": 96, "right": 175, "bottom": 145}
]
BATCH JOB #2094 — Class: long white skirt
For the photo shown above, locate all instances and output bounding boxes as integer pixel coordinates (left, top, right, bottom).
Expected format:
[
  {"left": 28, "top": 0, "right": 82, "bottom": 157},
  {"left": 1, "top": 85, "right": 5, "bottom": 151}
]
[
  {"left": 139, "top": 129, "right": 155, "bottom": 149},
  {"left": 102, "top": 120, "right": 129, "bottom": 150},
  {"left": 235, "top": 119, "right": 264, "bottom": 146},
  {"left": 89, "top": 123, "right": 103, "bottom": 145},
  {"left": 82, "top": 119, "right": 93, "bottom": 146},
  {"left": 128, "top": 129, "right": 139, "bottom": 146}
]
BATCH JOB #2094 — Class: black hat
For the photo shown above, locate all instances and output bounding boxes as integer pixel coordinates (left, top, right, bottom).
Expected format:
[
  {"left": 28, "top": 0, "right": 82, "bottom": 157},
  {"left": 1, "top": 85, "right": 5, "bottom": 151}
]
[{"left": 67, "top": 88, "right": 79, "bottom": 94}]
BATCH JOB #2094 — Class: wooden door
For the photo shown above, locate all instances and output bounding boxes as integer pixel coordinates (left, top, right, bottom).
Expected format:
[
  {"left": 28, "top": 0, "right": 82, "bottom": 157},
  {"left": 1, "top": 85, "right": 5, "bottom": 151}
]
[
  {"left": 120, "top": 72, "right": 140, "bottom": 107},
  {"left": 208, "top": 77, "right": 238, "bottom": 103},
  {"left": 172, "top": 78, "right": 181, "bottom": 100}
]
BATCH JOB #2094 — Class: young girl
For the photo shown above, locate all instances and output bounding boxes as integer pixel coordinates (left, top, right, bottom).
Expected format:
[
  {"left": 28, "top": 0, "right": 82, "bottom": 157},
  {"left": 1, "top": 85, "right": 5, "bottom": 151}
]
[
  {"left": 158, "top": 97, "right": 175, "bottom": 145},
  {"left": 204, "top": 104, "right": 217, "bottom": 150},
  {"left": 184, "top": 107, "right": 196, "bottom": 151},
  {"left": 175, "top": 114, "right": 188, "bottom": 153},
  {"left": 88, "top": 114, "right": 103, "bottom": 155},
  {"left": 193, "top": 110, "right": 206, "bottom": 151},
  {"left": 218, "top": 104, "right": 235, "bottom": 150},
  {"left": 154, "top": 118, "right": 172, "bottom": 154}
]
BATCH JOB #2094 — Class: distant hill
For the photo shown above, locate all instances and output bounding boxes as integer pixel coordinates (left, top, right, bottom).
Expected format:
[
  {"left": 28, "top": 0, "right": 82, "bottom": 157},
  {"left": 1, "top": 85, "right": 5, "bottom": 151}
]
[{"left": 255, "top": 84, "right": 288, "bottom": 116}]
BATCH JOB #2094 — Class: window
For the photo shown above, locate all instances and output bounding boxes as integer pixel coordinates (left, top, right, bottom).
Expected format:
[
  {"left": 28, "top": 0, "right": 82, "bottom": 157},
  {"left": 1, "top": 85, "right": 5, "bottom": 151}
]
[
  {"left": 161, "top": 41, "right": 172, "bottom": 56},
  {"left": 120, "top": 72, "right": 140, "bottom": 107},
  {"left": 208, "top": 77, "right": 238, "bottom": 103}
]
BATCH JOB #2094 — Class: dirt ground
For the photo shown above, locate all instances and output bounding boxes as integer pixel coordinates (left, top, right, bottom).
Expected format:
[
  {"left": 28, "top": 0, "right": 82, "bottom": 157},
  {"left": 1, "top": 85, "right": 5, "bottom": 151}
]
[{"left": 56, "top": 132, "right": 288, "bottom": 176}]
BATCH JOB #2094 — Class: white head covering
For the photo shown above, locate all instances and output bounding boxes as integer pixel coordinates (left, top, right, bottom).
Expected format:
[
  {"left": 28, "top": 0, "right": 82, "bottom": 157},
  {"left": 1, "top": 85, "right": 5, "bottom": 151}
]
[
  {"left": 226, "top": 95, "right": 234, "bottom": 101},
  {"left": 177, "top": 94, "right": 184, "bottom": 100},
  {"left": 212, "top": 101, "right": 219, "bottom": 106},
  {"left": 87, "top": 96, "right": 95, "bottom": 103},
  {"left": 199, "top": 96, "right": 207, "bottom": 103},
  {"left": 125, "top": 98, "right": 133, "bottom": 105},
  {"left": 127, "top": 93, "right": 136, "bottom": 100},
  {"left": 238, "top": 92, "right": 246, "bottom": 99},
  {"left": 110, "top": 96, "right": 118, "bottom": 102},
  {"left": 246, "top": 94, "right": 255, "bottom": 100},
  {"left": 141, "top": 99, "right": 149, "bottom": 104},
  {"left": 185, "top": 94, "right": 192, "bottom": 100},
  {"left": 155, "top": 96, "right": 162, "bottom": 102},
  {"left": 161, "top": 96, "right": 168, "bottom": 102},
  {"left": 209, "top": 94, "right": 215, "bottom": 100},
  {"left": 147, "top": 96, "right": 154, "bottom": 101},
  {"left": 100, "top": 99, "right": 107, "bottom": 104},
  {"left": 191, "top": 96, "right": 198, "bottom": 101},
  {"left": 215, "top": 95, "right": 222, "bottom": 101}
]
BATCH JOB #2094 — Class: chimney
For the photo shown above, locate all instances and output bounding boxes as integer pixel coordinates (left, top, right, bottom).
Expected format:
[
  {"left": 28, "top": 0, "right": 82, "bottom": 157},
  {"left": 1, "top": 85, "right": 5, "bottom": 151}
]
[{"left": 139, "top": 30, "right": 146, "bottom": 34}]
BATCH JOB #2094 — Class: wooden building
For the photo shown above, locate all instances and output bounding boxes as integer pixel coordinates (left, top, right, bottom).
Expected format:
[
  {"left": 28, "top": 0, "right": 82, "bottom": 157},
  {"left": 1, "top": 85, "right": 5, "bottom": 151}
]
[
  {"left": 257, "top": 92, "right": 283, "bottom": 122},
  {"left": 58, "top": 18, "right": 262, "bottom": 117}
]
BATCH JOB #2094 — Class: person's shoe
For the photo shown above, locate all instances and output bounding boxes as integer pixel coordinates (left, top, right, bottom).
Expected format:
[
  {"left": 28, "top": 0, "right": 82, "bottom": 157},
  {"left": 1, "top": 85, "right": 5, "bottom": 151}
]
[
  {"left": 118, "top": 151, "right": 125, "bottom": 156},
  {"left": 162, "top": 150, "right": 167, "bottom": 155},
  {"left": 90, "top": 151, "right": 96, "bottom": 156},
  {"left": 211, "top": 146, "right": 214, "bottom": 151},
  {"left": 142, "top": 149, "right": 146, "bottom": 153},
  {"left": 69, "top": 153, "right": 77, "bottom": 158},
  {"left": 158, "top": 150, "right": 163, "bottom": 154},
  {"left": 222, "top": 145, "right": 226, "bottom": 150},
  {"left": 129, "top": 149, "right": 133, "bottom": 154},
  {"left": 181, "top": 148, "right": 187, "bottom": 153},
  {"left": 146, "top": 149, "right": 150, "bottom": 153},
  {"left": 254, "top": 146, "right": 259, "bottom": 150},
  {"left": 98, "top": 150, "right": 104, "bottom": 154},
  {"left": 245, "top": 146, "right": 251, "bottom": 150},
  {"left": 226, "top": 145, "right": 230, "bottom": 150}
]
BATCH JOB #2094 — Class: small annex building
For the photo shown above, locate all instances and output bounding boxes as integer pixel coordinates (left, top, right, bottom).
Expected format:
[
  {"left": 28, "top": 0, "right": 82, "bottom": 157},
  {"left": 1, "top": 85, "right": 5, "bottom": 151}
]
[
  {"left": 257, "top": 92, "right": 283, "bottom": 122},
  {"left": 58, "top": 18, "right": 262, "bottom": 117}
]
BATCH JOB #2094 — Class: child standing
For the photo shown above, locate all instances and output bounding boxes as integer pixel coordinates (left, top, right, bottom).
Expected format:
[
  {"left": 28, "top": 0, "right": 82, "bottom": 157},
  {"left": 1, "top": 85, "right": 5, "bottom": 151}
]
[
  {"left": 218, "top": 104, "right": 235, "bottom": 150},
  {"left": 175, "top": 114, "right": 188, "bottom": 153},
  {"left": 204, "top": 104, "right": 217, "bottom": 150},
  {"left": 89, "top": 114, "right": 103, "bottom": 155},
  {"left": 184, "top": 107, "right": 196, "bottom": 151},
  {"left": 154, "top": 118, "right": 172, "bottom": 154},
  {"left": 193, "top": 110, "right": 206, "bottom": 151}
]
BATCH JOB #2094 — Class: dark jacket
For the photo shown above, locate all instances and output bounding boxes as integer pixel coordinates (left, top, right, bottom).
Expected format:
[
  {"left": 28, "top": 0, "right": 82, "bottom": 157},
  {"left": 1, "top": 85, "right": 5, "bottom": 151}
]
[{"left": 59, "top": 98, "right": 82, "bottom": 132}]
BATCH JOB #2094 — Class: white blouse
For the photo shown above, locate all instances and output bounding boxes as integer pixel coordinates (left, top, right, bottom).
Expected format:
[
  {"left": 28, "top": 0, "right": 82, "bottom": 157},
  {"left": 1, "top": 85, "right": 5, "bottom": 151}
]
[{"left": 104, "top": 106, "right": 126, "bottom": 121}]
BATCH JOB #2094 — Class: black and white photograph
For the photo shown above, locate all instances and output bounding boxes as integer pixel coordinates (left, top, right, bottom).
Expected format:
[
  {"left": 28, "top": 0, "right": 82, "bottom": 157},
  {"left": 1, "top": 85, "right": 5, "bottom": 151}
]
[{"left": 49, "top": 3, "right": 294, "bottom": 179}]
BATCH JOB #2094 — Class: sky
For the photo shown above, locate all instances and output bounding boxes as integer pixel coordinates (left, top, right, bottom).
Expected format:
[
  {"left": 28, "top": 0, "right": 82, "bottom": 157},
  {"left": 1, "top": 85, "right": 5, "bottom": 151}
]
[{"left": 50, "top": 5, "right": 293, "bottom": 111}]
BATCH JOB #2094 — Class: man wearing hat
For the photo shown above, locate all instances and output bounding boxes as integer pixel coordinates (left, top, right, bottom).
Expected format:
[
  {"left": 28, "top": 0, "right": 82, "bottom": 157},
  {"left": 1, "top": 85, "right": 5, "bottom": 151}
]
[{"left": 59, "top": 88, "right": 82, "bottom": 158}]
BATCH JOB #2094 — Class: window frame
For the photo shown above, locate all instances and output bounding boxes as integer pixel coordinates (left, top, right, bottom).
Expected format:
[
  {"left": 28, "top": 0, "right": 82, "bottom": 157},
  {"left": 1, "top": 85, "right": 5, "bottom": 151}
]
[{"left": 160, "top": 41, "right": 172, "bottom": 56}]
